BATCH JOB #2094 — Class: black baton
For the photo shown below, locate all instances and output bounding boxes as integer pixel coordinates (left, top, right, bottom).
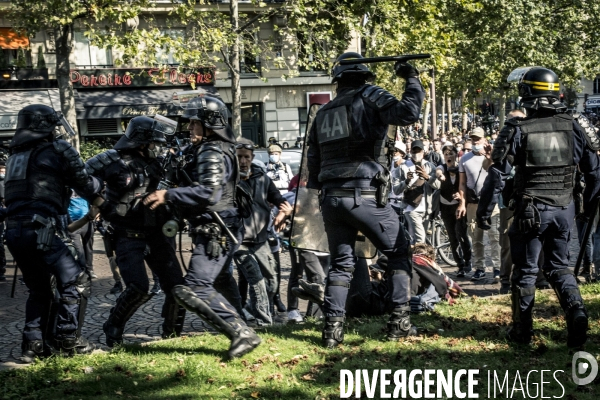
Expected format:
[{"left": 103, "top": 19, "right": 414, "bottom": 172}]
[
  {"left": 11, "top": 259, "right": 18, "bottom": 298},
  {"left": 210, "top": 211, "right": 238, "bottom": 246},
  {"left": 339, "top": 53, "right": 431, "bottom": 65},
  {"left": 574, "top": 199, "right": 599, "bottom": 277}
]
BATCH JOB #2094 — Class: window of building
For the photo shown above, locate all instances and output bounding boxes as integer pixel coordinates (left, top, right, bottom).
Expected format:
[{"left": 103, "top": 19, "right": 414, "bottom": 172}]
[
  {"left": 594, "top": 77, "right": 600, "bottom": 94},
  {"left": 155, "top": 29, "right": 185, "bottom": 65},
  {"left": 296, "top": 32, "right": 329, "bottom": 74},
  {"left": 74, "top": 32, "right": 112, "bottom": 67},
  {"left": 298, "top": 107, "right": 308, "bottom": 136}
]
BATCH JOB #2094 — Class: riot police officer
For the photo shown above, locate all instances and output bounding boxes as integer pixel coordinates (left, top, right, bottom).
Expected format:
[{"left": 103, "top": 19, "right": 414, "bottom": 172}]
[
  {"left": 306, "top": 52, "right": 425, "bottom": 347},
  {"left": 477, "top": 67, "right": 600, "bottom": 348},
  {"left": 85, "top": 116, "right": 186, "bottom": 347},
  {"left": 4, "top": 104, "right": 102, "bottom": 362},
  {"left": 144, "top": 95, "right": 261, "bottom": 359}
]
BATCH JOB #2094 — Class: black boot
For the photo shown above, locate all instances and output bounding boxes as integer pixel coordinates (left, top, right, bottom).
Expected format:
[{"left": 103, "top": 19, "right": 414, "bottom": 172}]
[
  {"left": 387, "top": 305, "right": 418, "bottom": 341},
  {"left": 566, "top": 302, "right": 588, "bottom": 348},
  {"left": 20, "top": 339, "right": 45, "bottom": 364},
  {"left": 274, "top": 293, "right": 287, "bottom": 313},
  {"left": 103, "top": 284, "right": 153, "bottom": 347},
  {"left": 48, "top": 336, "right": 95, "bottom": 356},
  {"left": 172, "top": 285, "right": 261, "bottom": 359},
  {"left": 506, "top": 286, "right": 534, "bottom": 344},
  {"left": 161, "top": 295, "right": 187, "bottom": 339},
  {"left": 322, "top": 316, "right": 344, "bottom": 348},
  {"left": 228, "top": 324, "right": 262, "bottom": 359}
]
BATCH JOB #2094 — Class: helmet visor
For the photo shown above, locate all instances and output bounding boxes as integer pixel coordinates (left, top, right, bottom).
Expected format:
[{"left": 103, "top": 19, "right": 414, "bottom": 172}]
[
  {"left": 507, "top": 66, "right": 539, "bottom": 83},
  {"left": 152, "top": 114, "right": 177, "bottom": 137}
]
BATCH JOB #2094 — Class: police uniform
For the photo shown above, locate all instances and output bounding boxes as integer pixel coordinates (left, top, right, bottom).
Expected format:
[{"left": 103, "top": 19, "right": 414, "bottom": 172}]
[
  {"left": 86, "top": 116, "right": 186, "bottom": 346},
  {"left": 4, "top": 105, "right": 102, "bottom": 362},
  {"left": 477, "top": 67, "right": 600, "bottom": 347},
  {"left": 306, "top": 52, "right": 425, "bottom": 346},
  {"left": 158, "top": 95, "right": 261, "bottom": 359}
]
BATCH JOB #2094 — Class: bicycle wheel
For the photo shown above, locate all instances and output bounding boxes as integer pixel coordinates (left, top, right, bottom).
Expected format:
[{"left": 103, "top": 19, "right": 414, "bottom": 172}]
[{"left": 433, "top": 221, "right": 457, "bottom": 266}]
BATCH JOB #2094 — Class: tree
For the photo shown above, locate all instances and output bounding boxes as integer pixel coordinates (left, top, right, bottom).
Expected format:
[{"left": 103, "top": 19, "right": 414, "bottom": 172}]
[{"left": 8, "top": 1, "right": 150, "bottom": 148}]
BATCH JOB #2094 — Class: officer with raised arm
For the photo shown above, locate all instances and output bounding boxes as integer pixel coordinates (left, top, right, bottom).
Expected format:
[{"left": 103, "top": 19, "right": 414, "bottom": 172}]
[{"left": 306, "top": 52, "right": 425, "bottom": 347}]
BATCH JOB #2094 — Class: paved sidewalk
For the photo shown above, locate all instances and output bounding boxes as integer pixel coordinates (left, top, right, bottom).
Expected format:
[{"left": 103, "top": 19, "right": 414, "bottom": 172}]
[{"left": 0, "top": 227, "right": 585, "bottom": 369}]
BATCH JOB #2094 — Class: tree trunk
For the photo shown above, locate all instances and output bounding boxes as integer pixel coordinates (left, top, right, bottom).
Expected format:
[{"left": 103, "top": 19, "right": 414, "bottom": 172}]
[
  {"left": 461, "top": 89, "right": 469, "bottom": 132},
  {"left": 230, "top": 0, "right": 242, "bottom": 139},
  {"left": 422, "top": 95, "right": 430, "bottom": 138},
  {"left": 55, "top": 24, "right": 78, "bottom": 149},
  {"left": 441, "top": 92, "right": 446, "bottom": 135},
  {"left": 430, "top": 69, "right": 436, "bottom": 140},
  {"left": 499, "top": 90, "right": 507, "bottom": 129},
  {"left": 447, "top": 95, "right": 452, "bottom": 132}
]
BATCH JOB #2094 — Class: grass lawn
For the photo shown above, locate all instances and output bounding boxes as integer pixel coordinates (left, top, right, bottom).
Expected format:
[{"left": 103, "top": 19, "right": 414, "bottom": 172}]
[{"left": 2, "top": 284, "right": 600, "bottom": 400}]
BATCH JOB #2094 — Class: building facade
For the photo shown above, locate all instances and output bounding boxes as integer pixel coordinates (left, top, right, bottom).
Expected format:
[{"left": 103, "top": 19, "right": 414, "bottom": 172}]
[{"left": 0, "top": 1, "right": 351, "bottom": 148}]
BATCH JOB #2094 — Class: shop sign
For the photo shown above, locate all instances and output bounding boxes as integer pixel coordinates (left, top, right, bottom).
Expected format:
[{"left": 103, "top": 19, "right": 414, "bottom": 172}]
[
  {"left": 0, "top": 115, "right": 17, "bottom": 130},
  {"left": 121, "top": 105, "right": 183, "bottom": 117},
  {"left": 585, "top": 98, "right": 600, "bottom": 106},
  {"left": 70, "top": 67, "right": 215, "bottom": 89}
]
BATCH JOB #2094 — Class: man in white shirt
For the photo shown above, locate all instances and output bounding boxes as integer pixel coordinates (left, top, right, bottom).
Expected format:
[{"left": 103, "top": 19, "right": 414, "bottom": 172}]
[
  {"left": 456, "top": 127, "right": 500, "bottom": 281},
  {"left": 393, "top": 140, "right": 437, "bottom": 244}
]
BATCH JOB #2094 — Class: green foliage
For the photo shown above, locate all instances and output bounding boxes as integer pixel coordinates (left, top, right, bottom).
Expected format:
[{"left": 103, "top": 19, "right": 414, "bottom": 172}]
[
  {"left": 2, "top": 288, "right": 600, "bottom": 399},
  {"left": 14, "top": 47, "right": 27, "bottom": 68},
  {"left": 36, "top": 45, "right": 46, "bottom": 69},
  {"left": 79, "top": 139, "right": 111, "bottom": 161}
]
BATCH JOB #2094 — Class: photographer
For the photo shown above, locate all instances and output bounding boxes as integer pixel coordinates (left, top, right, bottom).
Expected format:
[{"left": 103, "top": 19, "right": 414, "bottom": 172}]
[
  {"left": 393, "top": 140, "right": 437, "bottom": 244},
  {"left": 266, "top": 144, "right": 294, "bottom": 194}
]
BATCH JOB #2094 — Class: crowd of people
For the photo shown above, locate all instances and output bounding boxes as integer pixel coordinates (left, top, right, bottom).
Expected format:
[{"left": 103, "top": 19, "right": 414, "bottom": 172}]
[{"left": 1, "top": 54, "right": 598, "bottom": 364}]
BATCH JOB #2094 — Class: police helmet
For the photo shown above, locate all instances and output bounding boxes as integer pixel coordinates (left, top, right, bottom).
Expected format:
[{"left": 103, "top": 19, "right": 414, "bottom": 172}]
[
  {"left": 331, "top": 52, "right": 374, "bottom": 84},
  {"left": 183, "top": 95, "right": 235, "bottom": 143},
  {"left": 518, "top": 67, "right": 560, "bottom": 100},
  {"left": 114, "top": 116, "right": 167, "bottom": 150},
  {"left": 10, "top": 104, "right": 60, "bottom": 148}
]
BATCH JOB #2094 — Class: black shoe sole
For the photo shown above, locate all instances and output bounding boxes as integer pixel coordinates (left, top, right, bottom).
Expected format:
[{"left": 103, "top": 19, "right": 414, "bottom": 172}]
[{"left": 228, "top": 337, "right": 262, "bottom": 359}]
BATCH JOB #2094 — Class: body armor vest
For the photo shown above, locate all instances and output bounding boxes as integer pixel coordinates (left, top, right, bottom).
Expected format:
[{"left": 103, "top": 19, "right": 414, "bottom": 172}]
[
  {"left": 316, "top": 86, "right": 387, "bottom": 182},
  {"left": 202, "top": 141, "right": 237, "bottom": 213},
  {"left": 513, "top": 114, "right": 575, "bottom": 206},
  {"left": 105, "top": 154, "right": 165, "bottom": 228},
  {"left": 4, "top": 142, "right": 69, "bottom": 212},
  {"left": 439, "top": 165, "right": 460, "bottom": 203}
]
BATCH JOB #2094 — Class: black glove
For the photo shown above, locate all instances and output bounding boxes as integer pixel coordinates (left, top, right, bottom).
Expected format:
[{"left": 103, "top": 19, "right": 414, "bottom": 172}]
[
  {"left": 394, "top": 62, "right": 419, "bottom": 79},
  {"left": 477, "top": 216, "right": 491, "bottom": 230}
]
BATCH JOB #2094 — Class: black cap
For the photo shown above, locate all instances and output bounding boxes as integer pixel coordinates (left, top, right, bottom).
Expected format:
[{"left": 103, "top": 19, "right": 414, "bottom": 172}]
[{"left": 411, "top": 139, "right": 424, "bottom": 150}]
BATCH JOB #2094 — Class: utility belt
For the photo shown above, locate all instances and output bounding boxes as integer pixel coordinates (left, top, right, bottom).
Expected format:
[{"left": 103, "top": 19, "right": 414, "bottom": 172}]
[
  {"left": 7, "top": 214, "right": 61, "bottom": 251},
  {"left": 321, "top": 173, "right": 391, "bottom": 207}
]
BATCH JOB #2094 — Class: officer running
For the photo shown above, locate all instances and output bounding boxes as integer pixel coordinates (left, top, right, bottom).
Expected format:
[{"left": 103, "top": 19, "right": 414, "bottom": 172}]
[
  {"left": 85, "top": 116, "right": 187, "bottom": 346},
  {"left": 477, "top": 67, "right": 600, "bottom": 347},
  {"left": 144, "top": 95, "right": 261, "bottom": 359},
  {"left": 4, "top": 105, "right": 103, "bottom": 362},
  {"left": 306, "top": 52, "right": 425, "bottom": 347}
]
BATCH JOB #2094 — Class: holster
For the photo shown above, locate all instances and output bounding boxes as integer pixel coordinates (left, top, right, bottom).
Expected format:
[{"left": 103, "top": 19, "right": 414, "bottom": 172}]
[
  {"left": 32, "top": 214, "right": 56, "bottom": 252},
  {"left": 514, "top": 197, "right": 541, "bottom": 234},
  {"left": 375, "top": 170, "right": 391, "bottom": 207},
  {"left": 194, "top": 223, "right": 227, "bottom": 258}
]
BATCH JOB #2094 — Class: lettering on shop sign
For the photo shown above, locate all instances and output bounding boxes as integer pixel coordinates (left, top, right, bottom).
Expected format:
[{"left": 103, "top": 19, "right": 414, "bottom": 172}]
[
  {"left": 69, "top": 67, "right": 215, "bottom": 89},
  {"left": 121, "top": 106, "right": 184, "bottom": 117}
]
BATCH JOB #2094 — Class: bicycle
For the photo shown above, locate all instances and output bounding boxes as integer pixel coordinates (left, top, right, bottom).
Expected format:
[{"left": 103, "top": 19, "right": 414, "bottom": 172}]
[{"left": 426, "top": 216, "right": 457, "bottom": 267}]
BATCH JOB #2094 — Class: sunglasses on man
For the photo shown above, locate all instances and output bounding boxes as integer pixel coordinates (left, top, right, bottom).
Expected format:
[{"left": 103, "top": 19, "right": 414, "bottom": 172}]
[{"left": 235, "top": 143, "right": 254, "bottom": 150}]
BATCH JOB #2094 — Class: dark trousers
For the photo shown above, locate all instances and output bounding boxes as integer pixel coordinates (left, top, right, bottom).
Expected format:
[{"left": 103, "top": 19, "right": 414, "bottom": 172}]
[
  {"left": 6, "top": 225, "right": 83, "bottom": 342},
  {"left": 322, "top": 196, "right": 411, "bottom": 317},
  {"left": 575, "top": 217, "right": 593, "bottom": 266},
  {"left": 509, "top": 202, "right": 582, "bottom": 313},
  {"left": 439, "top": 203, "right": 472, "bottom": 271},
  {"left": 69, "top": 221, "right": 94, "bottom": 271},
  {"left": 184, "top": 223, "right": 245, "bottom": 324}
]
